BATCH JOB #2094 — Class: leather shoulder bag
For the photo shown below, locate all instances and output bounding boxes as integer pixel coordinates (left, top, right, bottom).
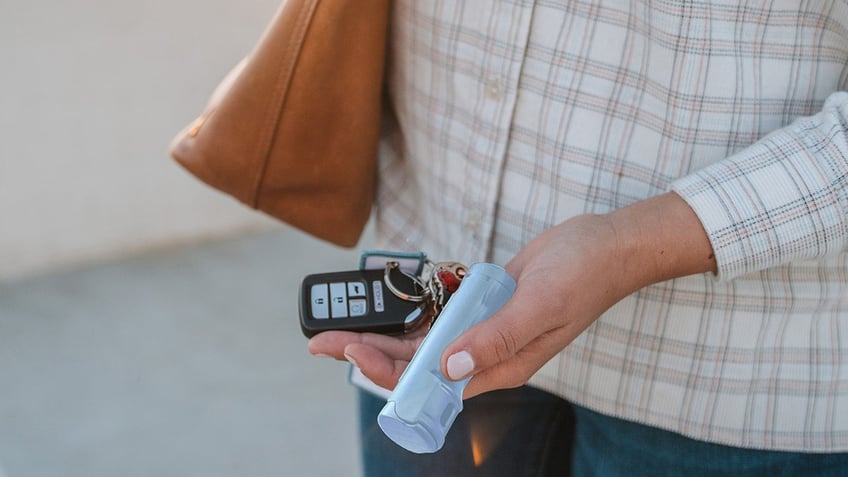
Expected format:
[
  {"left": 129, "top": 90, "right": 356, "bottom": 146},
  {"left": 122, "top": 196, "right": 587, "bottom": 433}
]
[{"left": 169, "top": 0, "right": 389, "bottom": 247}]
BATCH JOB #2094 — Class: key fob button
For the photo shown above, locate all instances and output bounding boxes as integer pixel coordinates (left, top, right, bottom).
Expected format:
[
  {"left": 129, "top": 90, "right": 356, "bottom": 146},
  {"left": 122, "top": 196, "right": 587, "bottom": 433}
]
[
  {"left": 330, "top": 283, "right": 349, "bottom": 318},
  {"left": 372, "top": 280, "right": 385, "bottom": 312},
  {"left": 349, "top": 299, "right": 367, "bottom": 317},
  {"left": 348, "top": 281, "right": 367, "bottom": 297},
  {"left": 310, "top": 284, "right": 330, "bottom": 319}
]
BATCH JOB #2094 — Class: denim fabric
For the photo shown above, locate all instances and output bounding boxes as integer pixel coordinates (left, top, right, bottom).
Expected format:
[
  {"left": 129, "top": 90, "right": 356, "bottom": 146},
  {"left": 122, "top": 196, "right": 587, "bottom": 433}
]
[
  {"left": 360, "top": 386, "right": 848, "bottom": 476},
  {"left": 358, "top": 386, "right": 574, "bottom": 477},
  {"left": 571, "top": 406, "right": 848, "bottom": 477}
]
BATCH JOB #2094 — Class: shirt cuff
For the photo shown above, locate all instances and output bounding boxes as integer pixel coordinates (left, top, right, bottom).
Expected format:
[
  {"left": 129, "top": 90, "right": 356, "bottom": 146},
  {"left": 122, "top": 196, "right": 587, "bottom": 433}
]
[{"left": 671, "top": 92, "right": 848, "bottom": 281}]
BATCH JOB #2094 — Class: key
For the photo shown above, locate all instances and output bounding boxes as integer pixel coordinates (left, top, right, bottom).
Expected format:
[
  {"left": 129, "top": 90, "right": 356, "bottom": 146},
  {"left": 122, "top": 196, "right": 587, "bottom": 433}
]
[
  {"left": 299, "top": 266, "right": 432, "bottom": 338},
  {"left": 425, "top": 262, "right": 468, "bottom": 315},
  {"left": 384, "top": 260, "right": 469, "bottom": 329}
]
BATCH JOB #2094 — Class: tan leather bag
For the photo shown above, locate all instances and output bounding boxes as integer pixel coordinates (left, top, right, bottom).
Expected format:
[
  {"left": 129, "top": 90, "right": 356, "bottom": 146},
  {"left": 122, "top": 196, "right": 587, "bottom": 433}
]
[{"left": 169, "top": 0, "right": 389, "bottom": 247}]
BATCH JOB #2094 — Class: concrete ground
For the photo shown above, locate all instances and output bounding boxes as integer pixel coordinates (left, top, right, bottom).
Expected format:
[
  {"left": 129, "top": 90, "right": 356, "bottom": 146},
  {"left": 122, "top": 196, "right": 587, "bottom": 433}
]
[{"left": 0, "top": 227, "right": 369, "bottom": 477}]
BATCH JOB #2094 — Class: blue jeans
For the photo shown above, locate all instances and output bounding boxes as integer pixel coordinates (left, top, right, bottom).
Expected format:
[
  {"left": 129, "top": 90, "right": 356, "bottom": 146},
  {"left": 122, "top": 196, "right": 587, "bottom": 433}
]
[
  {"left": 358, "top": 387, "right": 848, "bottom": 476},
  {"left": 359, "top": 386, "right": 573, "bottom": 476}
]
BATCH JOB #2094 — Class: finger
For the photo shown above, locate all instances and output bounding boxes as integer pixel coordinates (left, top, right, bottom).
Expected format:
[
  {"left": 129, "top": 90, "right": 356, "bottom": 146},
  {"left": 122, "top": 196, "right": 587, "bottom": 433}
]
[
  {"left": 308, "top": 331, "right": 360, "bottom": 360},
  {"left": 357, "top": 332, "right": 423, "bottom": 361},
  {"left": 504, "top": 251, "right": 528, "bottom": 279},
  {"left": 308, "top": 330, "right": 421, "bottom": 361},
  {"left": 441, "top": 283, "right": 560, "bottom": 381},
  {"left": 343, "top": 343, "right": 410, "bottom": 391},
  {"left": 461, "top": 326, "right": 570, "bottom": 398}
]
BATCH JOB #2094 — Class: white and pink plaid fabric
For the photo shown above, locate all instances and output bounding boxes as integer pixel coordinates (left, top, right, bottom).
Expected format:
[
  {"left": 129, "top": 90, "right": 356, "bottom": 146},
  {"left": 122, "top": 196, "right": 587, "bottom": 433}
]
[{"left": 375, "top": 0, "right": 848, "bottom": 451}]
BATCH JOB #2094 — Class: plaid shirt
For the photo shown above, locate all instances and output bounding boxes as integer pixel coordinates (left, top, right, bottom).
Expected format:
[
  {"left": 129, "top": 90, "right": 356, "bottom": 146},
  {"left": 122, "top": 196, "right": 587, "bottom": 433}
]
[{"left": 375, "top": 0, "right": 848, "bottom": 452}]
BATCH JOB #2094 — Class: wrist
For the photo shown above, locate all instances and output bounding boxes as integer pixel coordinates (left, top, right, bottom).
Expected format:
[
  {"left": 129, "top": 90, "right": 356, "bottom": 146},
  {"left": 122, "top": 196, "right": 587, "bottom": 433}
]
[{"left": 606, "top": 192, "right": 717, "bottom": 291}]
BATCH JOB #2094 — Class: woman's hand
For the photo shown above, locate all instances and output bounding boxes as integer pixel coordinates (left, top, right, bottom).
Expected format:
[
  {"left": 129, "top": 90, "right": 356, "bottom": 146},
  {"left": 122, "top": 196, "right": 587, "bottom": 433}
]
[{"left": 308, "top": 192, "right": 716, "bottom": 398}]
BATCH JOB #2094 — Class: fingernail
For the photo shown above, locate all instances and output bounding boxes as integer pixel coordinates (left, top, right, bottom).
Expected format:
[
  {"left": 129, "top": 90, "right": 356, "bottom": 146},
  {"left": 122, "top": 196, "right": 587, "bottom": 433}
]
[
  {"left": 314, "top": 353, "right": 333, "bottom": 359},
  {"left": 344, "top": 352, "right": 359, "bottom": 368},
  {"left": 446, "top": 350, "right": 474, "bottom": 380}
]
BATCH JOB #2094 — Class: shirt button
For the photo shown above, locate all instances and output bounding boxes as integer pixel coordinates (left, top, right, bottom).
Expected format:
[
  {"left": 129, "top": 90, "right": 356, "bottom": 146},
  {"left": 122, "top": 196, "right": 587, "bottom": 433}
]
[
  {"left": 465, "top": 212, "right": 483, "bottom": 230},
  {"left": 484, "top": 78, "right": 503, "bottom": 100}
]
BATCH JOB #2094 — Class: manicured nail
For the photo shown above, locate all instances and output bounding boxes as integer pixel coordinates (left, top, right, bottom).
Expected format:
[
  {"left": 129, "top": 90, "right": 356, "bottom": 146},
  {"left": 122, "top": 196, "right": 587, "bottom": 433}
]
[
  {"left": 446, "top": 350, "right": 474, "bottom": 380},
  {"left": 344, "top": 352, "right": 359, "bottom": 368}
]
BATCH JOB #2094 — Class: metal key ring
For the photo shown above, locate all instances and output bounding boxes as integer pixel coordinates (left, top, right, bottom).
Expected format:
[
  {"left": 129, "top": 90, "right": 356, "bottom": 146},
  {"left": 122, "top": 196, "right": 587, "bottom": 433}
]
[{"left": 384, "top": 261, "right": 428, "bottom": 303}]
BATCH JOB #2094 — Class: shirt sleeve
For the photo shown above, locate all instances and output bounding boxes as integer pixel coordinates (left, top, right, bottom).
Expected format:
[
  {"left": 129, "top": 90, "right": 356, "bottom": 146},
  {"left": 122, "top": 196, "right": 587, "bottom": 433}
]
[{"left": 671, "top": 91, "right": 848, "bottom": 281}]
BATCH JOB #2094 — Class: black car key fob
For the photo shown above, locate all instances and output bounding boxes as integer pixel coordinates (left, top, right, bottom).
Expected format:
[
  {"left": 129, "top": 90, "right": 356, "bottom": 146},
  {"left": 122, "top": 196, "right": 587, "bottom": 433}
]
[{"left": 299, "top": 267, "right": 426, "bottom": 338}]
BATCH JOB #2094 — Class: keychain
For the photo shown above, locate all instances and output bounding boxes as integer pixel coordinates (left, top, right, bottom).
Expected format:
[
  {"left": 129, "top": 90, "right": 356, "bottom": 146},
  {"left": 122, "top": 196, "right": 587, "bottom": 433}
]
[
  {"left": 299, "top": 253, "right": 517, "bottom": 453},
  {"left": 299, "top": 255, "right": 468, "bottom": 338}
]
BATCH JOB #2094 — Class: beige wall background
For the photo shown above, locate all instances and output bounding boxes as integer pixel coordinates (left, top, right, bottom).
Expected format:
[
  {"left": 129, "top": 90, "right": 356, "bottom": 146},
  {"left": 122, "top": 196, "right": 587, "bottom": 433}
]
[{"left": 0, "top": 0, "right": 288, "bottom": 282}]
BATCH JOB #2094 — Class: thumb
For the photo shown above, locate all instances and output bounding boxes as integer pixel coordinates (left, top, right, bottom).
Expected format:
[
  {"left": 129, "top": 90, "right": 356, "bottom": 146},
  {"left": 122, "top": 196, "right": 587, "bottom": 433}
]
[{"left": 440, "top": 284, "right": 554, "bottom": 382}]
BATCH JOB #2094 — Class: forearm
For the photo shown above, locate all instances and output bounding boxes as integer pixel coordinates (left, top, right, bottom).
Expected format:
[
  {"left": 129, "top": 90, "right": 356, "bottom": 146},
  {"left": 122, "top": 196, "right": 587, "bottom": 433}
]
[{"left": 606, "top": 192, "right": 717, "bottom": 297}]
